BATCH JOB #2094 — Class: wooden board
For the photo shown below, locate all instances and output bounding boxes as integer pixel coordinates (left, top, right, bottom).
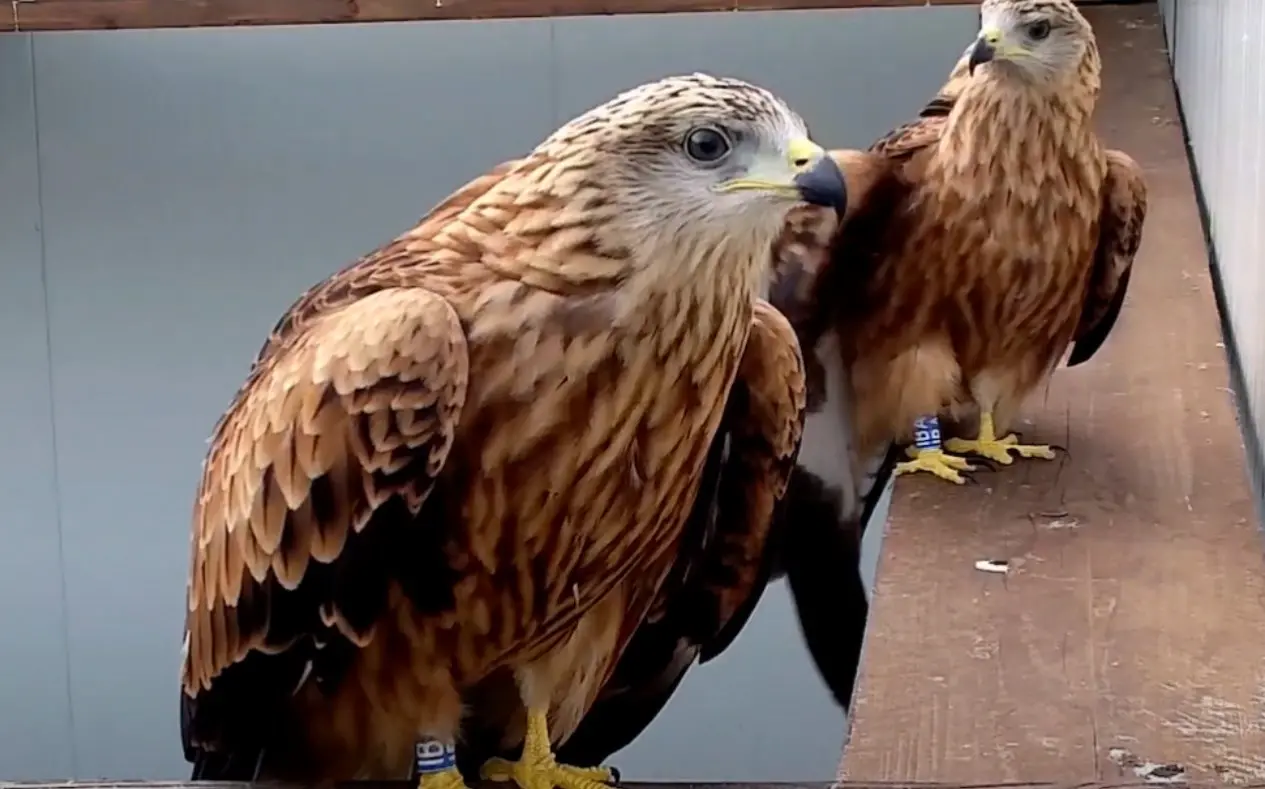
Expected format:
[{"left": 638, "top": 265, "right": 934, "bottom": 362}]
[
  {"left": 1, "top": 783, "right": 1263, "bottom": 789},
  {"left": 4, "top": 0, "right": 972, "bottom": 33},
  {"left": 840, "top": 4, "right": 1265, "bottom": 785}
]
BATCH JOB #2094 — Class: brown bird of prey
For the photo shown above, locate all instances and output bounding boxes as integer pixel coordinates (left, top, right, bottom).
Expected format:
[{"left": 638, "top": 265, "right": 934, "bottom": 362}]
[
  {"left": 178, "top": 72, "right": 847, "bottom": 789},
  {"left": 454, "top": 151, "right": 902, "bottom": 775},
  {"left": 818, "top": 0, "right": 1149, "bottom": 485},
  {"left": 544, "top": 4, "right": 1157, "bottom": 742}
]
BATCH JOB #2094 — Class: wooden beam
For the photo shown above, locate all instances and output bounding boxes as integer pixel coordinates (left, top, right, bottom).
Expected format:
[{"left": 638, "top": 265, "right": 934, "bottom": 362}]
[
  {"left": 5, "top": 0, "right": 973, "bottom": 33},
  {"left": 1, "top": 783, "right": 1262, "bottom": 789},
  {"left": 840, "top": 3, "right": 1265, "bottom": 786}
]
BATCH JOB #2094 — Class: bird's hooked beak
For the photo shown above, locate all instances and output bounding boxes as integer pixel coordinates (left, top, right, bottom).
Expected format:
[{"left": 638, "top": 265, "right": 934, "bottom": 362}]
[
  {"left": 717, "top": 138, "right": 848, "bottom": 215},
  {"left": 968, "top": 27, "right": 1008, "bottom": 75}
]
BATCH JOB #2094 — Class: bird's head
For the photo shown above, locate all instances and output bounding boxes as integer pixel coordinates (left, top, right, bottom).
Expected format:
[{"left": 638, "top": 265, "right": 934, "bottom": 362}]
[
  {"left": 526, "top": 73, "right": 847, "bottom": 273},
  {"left": 966, "top": 0, "right": 1096, "bottom": 85}
]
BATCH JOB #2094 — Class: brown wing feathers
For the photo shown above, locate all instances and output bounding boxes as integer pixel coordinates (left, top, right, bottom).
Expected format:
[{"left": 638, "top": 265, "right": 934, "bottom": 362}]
[
  {"left": 187, "top": 288, "right": 468, "bottom": 689},
  {"left": 1068, "top": 149, "right": 1147, "bottom": 366},
  {"left": 692, "top": 302, "right": 806, "bottom": 660},
  {"left": 183, "top": 288, "right": 469, "bottom": 775}
]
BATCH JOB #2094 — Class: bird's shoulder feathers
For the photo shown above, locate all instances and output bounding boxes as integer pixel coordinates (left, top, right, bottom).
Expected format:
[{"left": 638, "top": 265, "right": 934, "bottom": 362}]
[{"left": 1068, "top": 148, "right": 1148, "bottom": 366}]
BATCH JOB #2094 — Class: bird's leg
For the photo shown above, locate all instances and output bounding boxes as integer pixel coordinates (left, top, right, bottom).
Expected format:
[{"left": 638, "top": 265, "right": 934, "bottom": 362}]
[
  {"left": 414, "top": 737, "right": 472, "bottom": 789},
  {"left": 894, "top": 414, "right": 976, "bottom": 485},
  {"left": 943, "top": 411, "right": 1057, "bottom": 465},
  {"left": 480, "top": 708, "right": 619, "bottom": 789}
]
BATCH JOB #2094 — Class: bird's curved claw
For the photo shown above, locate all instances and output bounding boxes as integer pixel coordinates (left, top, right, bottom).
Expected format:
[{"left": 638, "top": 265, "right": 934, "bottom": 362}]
[
  {"left": 417, "top": 768, "right": 473, "bottom": 789},
  {"left": 894, "top": 447, "right": 976, "bottom": 485},
  {"left": 481, "top": 756, "right": 619, "bottom": 789},
  {"left": 964, "top": 456, "right": 1000, "bottom": 474},
  {"left": 1007, "top": 431, "right": 1067, "bottom": 457},
  {"left": 944, "top": 433, "right": 1058, "bottom": 465}
]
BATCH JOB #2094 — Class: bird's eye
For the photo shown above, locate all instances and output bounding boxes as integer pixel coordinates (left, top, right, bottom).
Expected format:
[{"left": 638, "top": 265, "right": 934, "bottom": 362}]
[
  {"left": 1027, "top": 20, "right": 1051, "bottom": 40},
  {"left": 684, "top": 126, "right": 732, "bottom": 164}
]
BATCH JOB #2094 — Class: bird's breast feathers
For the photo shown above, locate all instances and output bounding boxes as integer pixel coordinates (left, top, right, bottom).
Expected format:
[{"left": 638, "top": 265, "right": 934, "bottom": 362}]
[
  {"left": 908, "top": 141, "right": 1105, "bottom": 282},
  {"left": 432, "top": 282, "right": 758, "bottom": 653}
]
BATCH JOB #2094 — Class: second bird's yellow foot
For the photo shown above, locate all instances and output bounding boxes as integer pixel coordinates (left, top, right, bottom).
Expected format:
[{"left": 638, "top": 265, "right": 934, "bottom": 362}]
[
  {"left": 418, "top": 768, "right": 472, "bottom": 789},
  {"left": 894, "top": 447, "right": 976, "bottom": 485},
  {"left": 944, "top": 433, "right": 1057, "bottom": 465},
  {"left": 481, "top": 755, "right": 619, "bottom": 789}
]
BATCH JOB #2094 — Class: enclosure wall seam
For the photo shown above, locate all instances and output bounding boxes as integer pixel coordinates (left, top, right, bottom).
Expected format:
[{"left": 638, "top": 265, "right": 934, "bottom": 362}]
[{"left": 26, "top": 31, "right": 81, "bottom": 778}]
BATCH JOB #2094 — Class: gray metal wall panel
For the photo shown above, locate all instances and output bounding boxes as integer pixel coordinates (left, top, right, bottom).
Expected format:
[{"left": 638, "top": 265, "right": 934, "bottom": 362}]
[
  {"left": 17, "top": 7, "right": 975, "bottom": 780},
  {"left": 0, "top": 35, "right": 76, "bottom": 780},
  {"left": 552, "top": 6, "right": 974, "bottom": 148},
  {"left": 1163, "top": 0, "right": 1265, "bottom": 505}
]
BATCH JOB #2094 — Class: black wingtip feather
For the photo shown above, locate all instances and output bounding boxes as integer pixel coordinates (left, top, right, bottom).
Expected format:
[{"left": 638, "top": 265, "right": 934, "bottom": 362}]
[
  {"left": 696, "top": 523, "right": 780, "bottom": 665},
  {"left": 779, "top": 468, "right": 871, "bottom": 711},
  {"left": 1067, "top": 265, "right": 1132, "bottom": 367}
]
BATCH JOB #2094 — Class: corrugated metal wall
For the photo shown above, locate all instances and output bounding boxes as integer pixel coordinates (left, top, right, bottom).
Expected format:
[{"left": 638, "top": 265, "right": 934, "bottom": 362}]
[{"left": 1160, "top": 0, "right": 1265, "bottom": 500}]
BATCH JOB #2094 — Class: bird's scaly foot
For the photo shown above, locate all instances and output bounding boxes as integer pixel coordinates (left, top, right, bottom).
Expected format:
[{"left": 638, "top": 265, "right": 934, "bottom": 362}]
[
  {"left": 894, "top": 447, "right": 976, "bottom": 485},
  {"left": 482, "top": 757, "right": 616, "bottom": 789},
  {"left": 943, "top": 412, "right": 1057, "bottom": 465},
  {"left": 418, "top": 769, "right": 470, "bottom": 789},
  {"left": 481, "top": 710, "right": 619, "bottom": 789},
  {"left": 414, "top": 740, "right": 472, "bottom": 789}
]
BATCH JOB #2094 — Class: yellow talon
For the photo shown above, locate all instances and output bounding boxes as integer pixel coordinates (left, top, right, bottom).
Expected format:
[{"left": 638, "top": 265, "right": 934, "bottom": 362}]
[
  {"left": 418, "top": 768, "right": 471, "bottom": 789},
  {"left": 480, "top": 709, "right": 619, "bottom": 789},
  {"left": 894, "top": 446, "right": 975, "bottom": 485},
  {"left": 943, "top": 412, "right": 1057, "bottom": 465}
]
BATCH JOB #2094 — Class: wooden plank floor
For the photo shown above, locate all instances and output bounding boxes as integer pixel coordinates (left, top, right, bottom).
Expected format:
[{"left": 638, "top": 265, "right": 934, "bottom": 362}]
[
  {"left": 1, "top": 783, "right": 1258, "bottom": 789},
  {"left": 840, "top": 4, "right": 1265, "bottom": 785},
  {"left": 4, "top": 778, "right": 1259, "bottom": 783}
]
